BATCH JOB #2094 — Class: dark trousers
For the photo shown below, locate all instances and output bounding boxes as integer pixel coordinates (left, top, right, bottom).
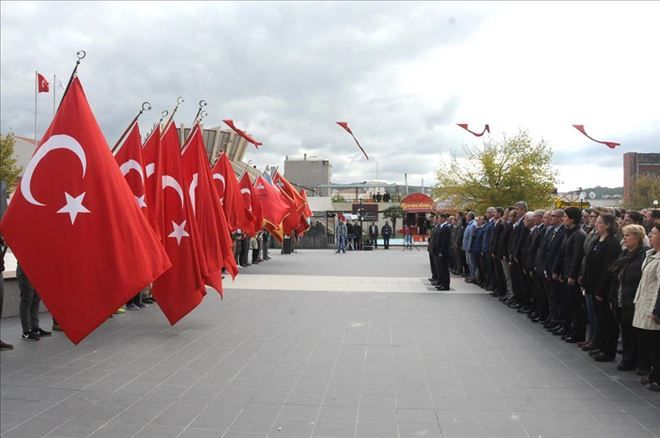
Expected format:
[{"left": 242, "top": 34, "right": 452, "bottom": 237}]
[
  {"left": 533, "top": 275, "right": 549, "bottom": 319},
  {"left": 429, "top": 252, "right": 438, "bottom": 281},
  {"left": 617, "top": 305, "right": 637, "bottom": 367},
  {"left": 460, "top": 250, "right": 469, "bottom": 277},
  {"left": 17, "top": 265, "right": 41, "bottom": 333},
  {"left": 565, "top": 283, "right": 586, "bottom": 339},
  {"left": 383, "top": 236, "right": 390, "bottom": 249},
  {"left": 595, "top": 298, "right": 619, "bottom": 357},
  {"left": 511, "top": 263, "right": 526, "bottom": 304},
  {"left": 523, "top": 271, "right": 535, "bottom": 308},
  {"left": 636, "top": 329, "right": 660, "bottom": 384},
  {"left": 369, "top": 237, "right": 378, "bottom": 249},
  {"left": 434, "top": 254, "right": 450, "bottom": 288},
  {"left": 543, "top": 277, "right": 555, "bottom": 321},
  {"left": 550, "top": 279, "right": 564, "bottom": 323},
  {"left": 483, "top": 255, "right": 494, "bottom": 287},
  {"left": 493, "top": 256, "right": 506, "bottom": 295},
  {"left": 240, "top": 239, "right": 250, "bottom": 266}
]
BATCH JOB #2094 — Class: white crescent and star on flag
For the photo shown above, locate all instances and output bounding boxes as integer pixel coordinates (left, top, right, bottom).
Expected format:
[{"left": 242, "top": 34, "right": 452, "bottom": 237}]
[{"left": 20, "top": 134, "right": 91, "bottom": 224}]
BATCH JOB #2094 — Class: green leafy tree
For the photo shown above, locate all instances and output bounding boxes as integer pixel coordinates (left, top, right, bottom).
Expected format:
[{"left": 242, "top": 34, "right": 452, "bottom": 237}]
[
  {"left": 433, "top": 130, "right": 558, "bottom": 212},
  {"left": 0, "top": 133, "right": 23, "bottom": 191},
  {"left": 382, "top": 205, "right": 403, "bottom": 237},
  {"left": 625, "top": 174, "right": 660, "bottom": 210}
]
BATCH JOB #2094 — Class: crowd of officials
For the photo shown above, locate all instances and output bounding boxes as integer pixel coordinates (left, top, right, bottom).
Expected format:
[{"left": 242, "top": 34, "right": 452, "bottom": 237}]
[{"left": 429, "top": 203, "right": 660, "bottom": 393}]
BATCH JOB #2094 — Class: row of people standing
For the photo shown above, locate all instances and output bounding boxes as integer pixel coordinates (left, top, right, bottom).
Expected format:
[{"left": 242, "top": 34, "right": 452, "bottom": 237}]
[
  {"left": 334, "top": 219, "right": 393, "bottom": 253},
  {"left": 436, "top": 203, "right": 660, "bottom": 394}
]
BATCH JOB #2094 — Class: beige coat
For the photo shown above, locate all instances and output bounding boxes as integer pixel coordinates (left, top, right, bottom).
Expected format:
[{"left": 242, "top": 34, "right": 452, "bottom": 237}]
[{"left": 633, "top": 249, "right": 660, "bottom": 330}]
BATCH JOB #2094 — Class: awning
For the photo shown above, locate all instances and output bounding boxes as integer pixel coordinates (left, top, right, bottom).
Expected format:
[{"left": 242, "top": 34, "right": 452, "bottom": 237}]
[{"left": 306, "top": 196, "right": 335, "bottom": 212}]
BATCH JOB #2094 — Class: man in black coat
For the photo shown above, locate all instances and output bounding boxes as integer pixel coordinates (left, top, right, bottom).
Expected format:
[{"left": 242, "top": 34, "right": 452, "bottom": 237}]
[
  {"left": 381, "top": 221, "right": 392, "bottom": 249},
  {"left": 428, "top": 216, "right": 439, "bottom": 283},
  {"left": 433, "top": 214, "right": 452, "bottom": 290},
  {"left": 489, "top": 207, "right": 506, "bottom": 297},
  {"left": 532, "top": 211, "right": 553, "bottom": 322},
  {"left": 544, "top": 209, "right": 566, "bottom": 332},
  {"left": 522, "top": 210, "right": 546, "bottom": 319},
  {"left": 508, "top": 201, "right": 530, "bottom": 309},
  {"left": 368, "top": 222, "right": 379, "bottom": 249},
  {"left": 553, "top": 207, "right": 587, "bottom": 342}
]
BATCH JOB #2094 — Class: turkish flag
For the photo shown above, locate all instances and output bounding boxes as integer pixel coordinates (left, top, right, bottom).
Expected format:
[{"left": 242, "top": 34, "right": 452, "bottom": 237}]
[
  {"left": 273, "top": 173, "right": 301, "bottom": 236},
  {"left": 237, "top": 172, "right": 259, "bottom": 235},
  {"left": 181, "top": 126, "right": 237, "bottom": 289},
  {"left": 114, "top": 123, "right": 148, "bottom": 214},
  {"left": 254, "top": 174, "right": 289, "bottom": 241},
  {"left": 297, "top": 189, "right": 313, "bottom": 234},
  {"left": 223, "top": 119, "right": 262, "bottom": 148},
  {"left": 37, "top": 72, "right": 49, "bottom": 93},
  {"left": 211, "top": 152, "right": 245, "bottom": 232},
  {"left": 141, "top": 127, "right": 165, "bottom": 239},
  {"left": 151, "top": 123, "right": 206, "bottom": 325},
  {"left": 0, "top": 77, "right": 171, "bottom": 344}
]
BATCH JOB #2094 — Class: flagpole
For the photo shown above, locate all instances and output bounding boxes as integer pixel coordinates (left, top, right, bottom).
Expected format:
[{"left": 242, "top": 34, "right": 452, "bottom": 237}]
[
  {"left": 162, "top": 96, "right": 184, "bottom": 131},
  {"left": 34, "top": 71, "right": 38, "bottom": 149},
  {"left": 58, "top": 50, "right": 86, "bottom": 112},
  {"left": 53, "top": 74, "right": 56, "bottom": 116},
  {"left": 111, "top": 102, "right": 151, "bottom": 154}
]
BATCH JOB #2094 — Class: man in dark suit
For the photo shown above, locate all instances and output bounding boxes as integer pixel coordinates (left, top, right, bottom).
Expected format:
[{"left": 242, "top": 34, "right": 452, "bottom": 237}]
[
  {"left": 522, "top": 210, "right": 546, "bottom": 319},
  {"left": 381, "top": 221, "right": 392, "bottom": 249},
  {"left": 532, "top": 211, "right": 553, "bottom": 322},
  {"left": 428, "top": 216, "right": 439, "bottom": 283},
  {"left": 433, "top": 214, "right": 452, "bottom": 290},
  {"left": 508, "top": 201, "right": 529, "bottom": 309},
  {"left": 368, "top": 222, "right": 379, "bottom": 249},
  {"left": 543, "top": 209, "right": 566, "bottom": 332},
  {"left": 490, "top": 207, "right": 506, "bottom": 297}
]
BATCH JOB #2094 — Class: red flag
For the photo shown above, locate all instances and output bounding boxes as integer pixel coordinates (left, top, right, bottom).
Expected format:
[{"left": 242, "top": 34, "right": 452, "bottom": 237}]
[
  {"left": 254, "top": 174, "right": 290, "bottom": 241},
  {"left": 151, "top": 123, "right": 206, "bottom": 325},
  {"left": 237, "top": 172, "right": 259, "bottom": 235},
  {"left": 37, "top": 72, "right": 49, "bottom": 93},
  {"left": 181, "top": 126, "right": 225, "bottom": 292},
  {"left": 0, "top": 77, "right": 170, "bottom": 344},
  {"left": 114, "top": 123, "right": 148, "bottom": 213},
  {"left": 572, "top": 124, "right": 620, "bottom": 149},
  {"left": 223, "top": 119, "right": 262, "bottom": 149},
  {"left": 211, "top": 152, "right": 245, "bottom": 232},
  {"left": 141, "top": 127, "right": 165, "bottom": 239},
  {"left": 300, "top": 189, "right": 312, "bottom": 218},
  {"left": 273, "top": 172, "right": 305, "bottom": 235},
  {"left": 456, "top": 123, "right": 490, "bottom": 137},
  {"left": 297, "top": 189, "right": 313, "bottom": 234},
  {"left": 336, "top": 121, "right": 369, "bottom": 160}
]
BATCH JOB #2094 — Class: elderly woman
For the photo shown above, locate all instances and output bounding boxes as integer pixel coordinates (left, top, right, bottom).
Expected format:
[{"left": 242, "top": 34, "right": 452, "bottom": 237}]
[
  {"left": 584, "top": 213, "right": 621, "bottom": 362},
  {"left": 634, "top": 223, "right": 660, "bottom": 392},
  {"left": 610, "top": 224, "right": 648, "bottom": 371}
]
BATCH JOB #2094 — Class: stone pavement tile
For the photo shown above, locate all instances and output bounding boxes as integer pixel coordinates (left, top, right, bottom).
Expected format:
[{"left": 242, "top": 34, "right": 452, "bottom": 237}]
[
  {"left": 398, "top": 422, "right": 443, "bottom": 438},
  {"left": 275, "top": 404, "right": 319, "bottom": 422},
  {"left": 356, "top": 407, "right": 397, "bottom": 424},
  {"left": 178, "top": 428, "right": 224, "bottom": 438},
  {"left": 226, "top": 403, "right": 281, "bottom": 434},
  {"left": 268, "top": 420, "right": 315, "bottom": 437},
  {"left": 286, "top": 392, "right": 325, "bottom": 406},
  {"left": 358, "top": 393, "right": 396, "bottom": 408},
  {"left": 0, "top": 415, "right": 68, "bottom": 438},
  {"left": 45, "top": 417, "right": 111, "bottom": 438},
  {"left": 318, "top": 406, "right": 358, "bottom": 422},
  {"left": 189, "top": 403, "right": 244, "bottom": 431},
  {"left": 355, "top": 420, "right": 399, "bottom": 437},
  {"left": 134, "top": 425, "right": 184, "bottom": 438},
  {"left": 311, "top": 420, "right": 356, "bottom": 438},
  {"left": 87, "top": 420, "right": 145, "bottom": 438}
]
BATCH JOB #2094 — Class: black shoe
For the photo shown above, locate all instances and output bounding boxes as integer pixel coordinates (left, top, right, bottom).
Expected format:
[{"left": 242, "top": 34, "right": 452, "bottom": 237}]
[
  {"left": 428, "top": 278, "right": 437, "bottom": 282},
  {"left": 530, "top": 316, "right": 540, "bottom": 323},
  {"left": 135, "top": 302, "right": 148, "bottom": 309},
  {"left": 436, "top": 286, "right": 450, "bottom": 291},
  {"left": 34, "top": 328, "right": 51, "bottom": 337},
  {"left": 509, "top": 303, "right": 522, "bottom": 309},
  {"left": 564, "top": 336, "right": 583, "bottom": 344},
  {"left": 543, "top": 320, "right": 556, "bottom": 329},
  {"left": 636, "top": 368, "right": 651, "bottom": 376},
  {"left": 0, "top": 340, "right": 14, "bottom": 350},
  {"left": 552, "top": 327, "right": 567, "bottom": 336},
  {"left": 143, "top": 297, "right": 154, "bottom": 304},
  {"left": 589, "top": 349, "right": 602, "bottom": 356},
  {"left": 593, "top": 353, "right": 615, "bottom": 362},
  {"left": 22, "top": 332, "right": 39, "bottom": 341},
  {"left": 617, "top": 362, "right": 637, "bottom": 371}
]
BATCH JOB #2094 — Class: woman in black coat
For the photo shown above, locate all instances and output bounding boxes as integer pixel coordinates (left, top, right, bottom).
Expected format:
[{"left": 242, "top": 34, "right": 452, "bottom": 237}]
[
  {"left": 584, "top": 213, "right": 622, "bottom": 361},
  {"left": 609, "top": 224, "right": 648, "bottom": 371}
]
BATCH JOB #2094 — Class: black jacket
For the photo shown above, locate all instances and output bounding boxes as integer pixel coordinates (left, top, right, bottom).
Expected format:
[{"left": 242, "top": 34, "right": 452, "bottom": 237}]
[
  {"left": 609, "top": 246, "right": 647, "bottom": 307},
  {"left": 496, "top": 221, "right": 513, "bottom": 260},
  {"left": 584, "top": 234, "right": 621, "bottom": 299},
  {"left": 381, "top": 224, "right": 392, "bottom": 237},
  {"left": 553, "top": 226, "right": 586, "bottom": 280},
  {"left": 544, "top": 224, "right": 566, "bottom": 278},
  {"left": 368, "top": 225, "right": 379, "bottom": 238},
  {"left": 432, "top": 223, "right": 451, "bottom": 257},
  {"left": 510, "top": 220, "right": 530, "bottom": 263},
  {"left": 490, "top": 219, "right": 504, "bottom": 258},
  {"left": 535, "top": 226, "right": 553, "bottom": 275},
  {"left": 523, "top": 225, "right": 545, "bottom": 273}
]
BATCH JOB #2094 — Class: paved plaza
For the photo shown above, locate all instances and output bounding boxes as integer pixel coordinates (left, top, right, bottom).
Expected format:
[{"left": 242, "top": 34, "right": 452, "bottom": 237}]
[{"left": 1, "top": 249, "right": 659, "bottom": 438}]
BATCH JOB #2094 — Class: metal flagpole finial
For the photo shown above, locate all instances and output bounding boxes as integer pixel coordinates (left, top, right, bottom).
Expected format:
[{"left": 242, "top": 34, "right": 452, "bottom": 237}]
[
  {"left": 140, "top": 101, "right": 152, "bottom": 114},
  {"left": 111, "top": 101, "right": 154, "bottom": 153},
  {"left": 76, "top": 50, "right": 86, "bottom": 62},
  {"left": 200, "top": 110, "right": 208, "bottom": 120},
  {"left": 199, "top": 99, "right": 207, "bottom": 109},
  {"left": 158, "top": 110, "right": 169, "bottom": 126}
]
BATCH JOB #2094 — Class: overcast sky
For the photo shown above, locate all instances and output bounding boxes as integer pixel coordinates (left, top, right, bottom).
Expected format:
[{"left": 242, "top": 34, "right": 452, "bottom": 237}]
[{"left": 2, "top": 1, "right": 659, "bottom": 192}]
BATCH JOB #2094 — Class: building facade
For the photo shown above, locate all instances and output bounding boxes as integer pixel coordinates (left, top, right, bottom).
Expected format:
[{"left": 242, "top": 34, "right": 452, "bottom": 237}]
[
  {"left": 623, "top": 152, "right": 660, "bottom": 204},
  {"left": 284, "top": 155, "right": 332, "bottom": 196}
]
